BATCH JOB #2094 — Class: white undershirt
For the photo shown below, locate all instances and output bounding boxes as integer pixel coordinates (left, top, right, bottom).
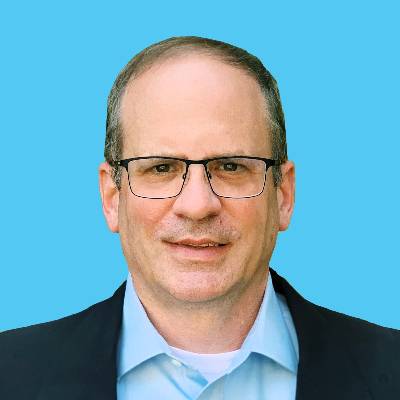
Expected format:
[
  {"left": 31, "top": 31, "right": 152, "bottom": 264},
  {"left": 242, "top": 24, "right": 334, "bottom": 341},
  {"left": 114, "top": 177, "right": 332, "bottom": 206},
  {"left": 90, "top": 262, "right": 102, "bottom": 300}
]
[{"left": 169, "top": 345, "right": 240, "bottom": 382}]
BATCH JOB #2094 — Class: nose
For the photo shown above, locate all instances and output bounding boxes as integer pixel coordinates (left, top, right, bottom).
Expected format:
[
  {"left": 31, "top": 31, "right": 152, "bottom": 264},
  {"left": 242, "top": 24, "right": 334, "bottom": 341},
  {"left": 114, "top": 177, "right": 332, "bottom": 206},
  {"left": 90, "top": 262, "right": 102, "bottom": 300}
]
[{"left": 172, "top": 164, "right": 222, "bottom": 220}]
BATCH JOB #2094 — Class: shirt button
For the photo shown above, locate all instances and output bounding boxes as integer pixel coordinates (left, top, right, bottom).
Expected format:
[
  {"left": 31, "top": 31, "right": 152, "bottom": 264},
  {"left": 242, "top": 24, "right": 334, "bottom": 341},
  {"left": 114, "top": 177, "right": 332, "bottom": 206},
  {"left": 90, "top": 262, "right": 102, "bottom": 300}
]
[{"left": 171, "top": 358, "right": 182, "bottom": 367}]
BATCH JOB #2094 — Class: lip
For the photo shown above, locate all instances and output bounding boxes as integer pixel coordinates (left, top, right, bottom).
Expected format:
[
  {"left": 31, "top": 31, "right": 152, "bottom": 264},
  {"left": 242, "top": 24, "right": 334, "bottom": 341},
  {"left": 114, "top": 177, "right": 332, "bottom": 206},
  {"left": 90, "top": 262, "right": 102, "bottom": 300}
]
[
  {"left": 172, "top": 238, "right": 226, "bottom": 246},
  {"left": 164, "top": 241, "right": 230, "bottom": 261}
]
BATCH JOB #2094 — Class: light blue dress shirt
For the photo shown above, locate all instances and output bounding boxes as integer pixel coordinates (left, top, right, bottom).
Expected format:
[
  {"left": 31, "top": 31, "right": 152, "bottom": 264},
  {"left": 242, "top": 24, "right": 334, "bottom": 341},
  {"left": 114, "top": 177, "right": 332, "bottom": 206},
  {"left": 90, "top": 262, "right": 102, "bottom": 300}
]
[{"left": 117, "top": 271, "right": 299, "bottom": 399}]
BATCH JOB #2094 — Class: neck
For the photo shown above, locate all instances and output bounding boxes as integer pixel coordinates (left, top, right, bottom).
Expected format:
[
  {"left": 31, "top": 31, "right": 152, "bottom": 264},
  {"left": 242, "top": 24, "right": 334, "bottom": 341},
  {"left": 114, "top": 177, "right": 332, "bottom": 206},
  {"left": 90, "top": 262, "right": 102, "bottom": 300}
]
[{"left": 131, "top": 268, "right": 269, "bottom": 354}]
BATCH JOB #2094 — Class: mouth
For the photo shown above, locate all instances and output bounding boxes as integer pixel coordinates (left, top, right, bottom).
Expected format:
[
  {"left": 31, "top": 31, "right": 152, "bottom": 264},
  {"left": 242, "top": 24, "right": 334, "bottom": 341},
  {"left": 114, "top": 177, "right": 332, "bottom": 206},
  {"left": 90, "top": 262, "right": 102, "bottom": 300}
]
[{"left": 164, "top": 241, "right": 230, "bottom": 261}]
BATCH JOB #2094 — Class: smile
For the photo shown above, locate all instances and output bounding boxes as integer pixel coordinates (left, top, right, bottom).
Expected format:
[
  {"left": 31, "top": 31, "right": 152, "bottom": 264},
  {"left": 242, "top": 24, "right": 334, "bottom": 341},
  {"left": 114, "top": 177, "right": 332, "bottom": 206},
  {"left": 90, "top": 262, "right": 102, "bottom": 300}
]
[{"left": 164, "top": 241, "right": 229, "bottom": 261}]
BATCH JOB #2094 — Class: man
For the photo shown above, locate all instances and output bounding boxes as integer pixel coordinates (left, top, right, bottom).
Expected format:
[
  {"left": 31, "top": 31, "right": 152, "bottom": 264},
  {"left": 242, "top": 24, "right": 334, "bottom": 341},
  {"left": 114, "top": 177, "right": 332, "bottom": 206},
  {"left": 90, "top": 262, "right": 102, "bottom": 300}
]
[{"left": 1, "top": 36, "right": 399, "bottom": 400}]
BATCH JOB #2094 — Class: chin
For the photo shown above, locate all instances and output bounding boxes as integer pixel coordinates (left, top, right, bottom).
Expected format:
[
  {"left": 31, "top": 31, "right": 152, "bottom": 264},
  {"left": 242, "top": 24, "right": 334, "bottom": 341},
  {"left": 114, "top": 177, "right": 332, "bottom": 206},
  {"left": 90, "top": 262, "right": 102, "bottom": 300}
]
[{"left": 162, "top": 272, "right": 235, "bottom": 304}]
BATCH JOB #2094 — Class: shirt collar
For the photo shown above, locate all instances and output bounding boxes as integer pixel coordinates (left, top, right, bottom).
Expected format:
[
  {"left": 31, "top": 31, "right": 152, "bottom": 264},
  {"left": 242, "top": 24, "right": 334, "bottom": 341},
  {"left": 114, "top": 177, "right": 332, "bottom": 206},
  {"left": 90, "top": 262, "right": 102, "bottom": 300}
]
[
  {"left": 117, "top": 274, "right": 170, "bottom": 379},
  {"left": 117, "top": 270, "right": 298, "bottom": 379},
  {"left": 239, "top": 272, "right": 298, "bottom": 373}
]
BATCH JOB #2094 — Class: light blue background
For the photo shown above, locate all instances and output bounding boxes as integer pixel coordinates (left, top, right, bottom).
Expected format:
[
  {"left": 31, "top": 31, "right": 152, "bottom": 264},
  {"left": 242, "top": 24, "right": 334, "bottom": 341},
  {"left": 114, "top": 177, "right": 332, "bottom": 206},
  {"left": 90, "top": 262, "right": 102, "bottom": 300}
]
[{"left": 1, "top": 1, "right": 399, "bottom": 332}]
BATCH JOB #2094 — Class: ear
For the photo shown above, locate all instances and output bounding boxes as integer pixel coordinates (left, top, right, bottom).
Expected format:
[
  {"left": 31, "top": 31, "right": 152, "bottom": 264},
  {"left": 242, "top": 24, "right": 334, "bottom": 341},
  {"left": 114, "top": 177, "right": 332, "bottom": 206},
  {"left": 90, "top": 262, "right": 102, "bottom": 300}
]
[
  {"left": 99, "top": 162, "right": 119, "bottom": 233},
  {"left": 277, "top": 161, "right": 295, "bottom": 231}
]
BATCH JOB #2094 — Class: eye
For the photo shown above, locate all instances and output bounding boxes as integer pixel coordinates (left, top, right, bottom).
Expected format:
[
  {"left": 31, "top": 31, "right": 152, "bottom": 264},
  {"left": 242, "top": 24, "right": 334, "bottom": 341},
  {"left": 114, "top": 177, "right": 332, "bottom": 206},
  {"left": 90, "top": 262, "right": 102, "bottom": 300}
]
[
  {"left": 222, "top": 162, "right": 239, "bottom": 171},
  {"left": 154, "top": 164, "right": 171, "bottom": 173}
]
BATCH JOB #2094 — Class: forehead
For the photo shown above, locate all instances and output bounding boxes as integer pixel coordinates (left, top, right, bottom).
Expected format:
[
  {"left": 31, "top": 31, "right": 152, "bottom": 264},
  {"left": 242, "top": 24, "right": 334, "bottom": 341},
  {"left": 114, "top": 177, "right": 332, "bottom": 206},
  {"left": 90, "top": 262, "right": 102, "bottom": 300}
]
[{"left": 120, "top": 54, "right": 270, "bottom": 158}]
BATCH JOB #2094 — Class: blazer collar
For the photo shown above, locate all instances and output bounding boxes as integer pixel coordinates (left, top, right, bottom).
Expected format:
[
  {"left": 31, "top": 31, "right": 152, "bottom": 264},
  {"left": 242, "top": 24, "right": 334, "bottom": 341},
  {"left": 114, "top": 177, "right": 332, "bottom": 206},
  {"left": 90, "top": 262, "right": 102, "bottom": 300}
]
[{"left": 38, "top": 269, "right": 371, "bottom": 400}]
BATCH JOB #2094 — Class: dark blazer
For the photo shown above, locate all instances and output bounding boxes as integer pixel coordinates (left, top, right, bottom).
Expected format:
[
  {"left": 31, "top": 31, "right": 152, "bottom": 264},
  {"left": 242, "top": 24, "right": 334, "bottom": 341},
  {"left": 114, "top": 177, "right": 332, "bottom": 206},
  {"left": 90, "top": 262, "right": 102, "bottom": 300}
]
[{"left": 1, "top": 269, "right": 399, "bottom": 400}]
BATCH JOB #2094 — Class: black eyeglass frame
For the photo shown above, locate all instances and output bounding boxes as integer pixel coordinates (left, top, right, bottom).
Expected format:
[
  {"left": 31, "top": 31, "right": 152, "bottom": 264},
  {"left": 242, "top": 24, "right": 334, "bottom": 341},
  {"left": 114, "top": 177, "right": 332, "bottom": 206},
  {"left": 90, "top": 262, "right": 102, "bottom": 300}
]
[{"left": 112, "top": 155, "right": 283, "bottom": 200}]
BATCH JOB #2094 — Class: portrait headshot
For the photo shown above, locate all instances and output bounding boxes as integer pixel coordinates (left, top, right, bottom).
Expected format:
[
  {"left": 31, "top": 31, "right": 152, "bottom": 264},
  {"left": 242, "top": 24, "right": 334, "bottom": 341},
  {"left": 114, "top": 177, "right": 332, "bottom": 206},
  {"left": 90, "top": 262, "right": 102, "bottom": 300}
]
[{"left": 1, "top": 2, "right": 399, "bottom": 400}]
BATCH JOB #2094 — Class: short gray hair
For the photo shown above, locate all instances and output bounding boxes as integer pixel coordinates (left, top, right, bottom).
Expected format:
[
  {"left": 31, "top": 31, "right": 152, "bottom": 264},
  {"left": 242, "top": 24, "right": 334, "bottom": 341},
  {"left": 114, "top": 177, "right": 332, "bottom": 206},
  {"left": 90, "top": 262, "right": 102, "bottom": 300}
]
[{"left": 105, "top": 36, "right": 287, "bottom": 189}]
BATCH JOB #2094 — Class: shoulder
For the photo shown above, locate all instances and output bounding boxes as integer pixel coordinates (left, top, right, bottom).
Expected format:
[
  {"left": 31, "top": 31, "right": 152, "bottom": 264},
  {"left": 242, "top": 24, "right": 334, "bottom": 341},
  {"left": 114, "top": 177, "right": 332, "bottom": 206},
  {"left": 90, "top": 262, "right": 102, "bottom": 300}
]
[
  {"left": 1, "top": 301, "right": 98, "bottom": 359},
  {"left": 308, "top": 300, "right": 400, "bottom": 396},
  {"left": 271, "top": 267, "right": 400, "bottom": 344},
  {"left": 0, "top": 306, "right": 92, "bottom": 398},
  {"left": 0, "top": 282, "right": 126, "bottom": 399},
  {"left": 312, "top": 292, "right": 400, "bottom": 335},
  {"left": 313, "top": 300, "right": 400, "bottom": 360},
  {"left": 271, "top": 268, "right": 400, "bottom": 395}
]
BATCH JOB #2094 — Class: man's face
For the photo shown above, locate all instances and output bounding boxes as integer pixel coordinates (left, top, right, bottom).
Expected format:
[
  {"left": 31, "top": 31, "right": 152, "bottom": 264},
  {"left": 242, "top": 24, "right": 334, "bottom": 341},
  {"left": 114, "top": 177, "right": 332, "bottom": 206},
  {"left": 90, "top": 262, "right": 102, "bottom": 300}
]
[{"left": 102, "top": 55, "right": 293, "bottom": 304}]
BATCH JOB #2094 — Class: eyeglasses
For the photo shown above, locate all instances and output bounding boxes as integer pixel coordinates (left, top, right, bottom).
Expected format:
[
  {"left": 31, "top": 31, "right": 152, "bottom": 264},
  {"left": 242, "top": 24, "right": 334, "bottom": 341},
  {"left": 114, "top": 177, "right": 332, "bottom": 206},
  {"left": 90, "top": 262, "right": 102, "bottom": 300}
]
[{"left": 113, "top": 156, "right": 282, "bottom": 199}]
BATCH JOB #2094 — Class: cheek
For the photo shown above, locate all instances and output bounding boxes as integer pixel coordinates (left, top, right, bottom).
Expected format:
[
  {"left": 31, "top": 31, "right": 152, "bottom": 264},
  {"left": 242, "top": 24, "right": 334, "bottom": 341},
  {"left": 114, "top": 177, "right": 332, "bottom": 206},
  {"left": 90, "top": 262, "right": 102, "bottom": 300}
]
[
  {"left": 119, "top": 198, "right": 172, "bottom": 267},
  {"left": 125, "top": 198, "right": 173, "bottom": 237},
  {"left": 226, "top": 193, "right": 278, "bottom": 255},
  {"left": 226, "top": 198, "right": 269, "bottom": 233}
]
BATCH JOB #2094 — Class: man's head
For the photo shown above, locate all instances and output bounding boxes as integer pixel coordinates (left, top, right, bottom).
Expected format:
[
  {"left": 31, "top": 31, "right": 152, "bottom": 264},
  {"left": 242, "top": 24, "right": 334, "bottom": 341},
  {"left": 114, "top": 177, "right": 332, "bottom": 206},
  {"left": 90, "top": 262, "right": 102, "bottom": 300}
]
[{"left": 99, "top": 36, "right": 295, "bottom": 305}]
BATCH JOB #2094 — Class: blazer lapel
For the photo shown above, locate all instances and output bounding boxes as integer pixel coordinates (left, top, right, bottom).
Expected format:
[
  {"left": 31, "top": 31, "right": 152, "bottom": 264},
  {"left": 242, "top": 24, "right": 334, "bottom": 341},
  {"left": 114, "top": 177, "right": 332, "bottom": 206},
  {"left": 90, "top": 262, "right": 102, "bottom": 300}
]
[
  {"left": 37, "top": 282, "right": 126, "bottom": 400},
  {"left": 270, "top": 269, "right": 372, "bottom": 400}
]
